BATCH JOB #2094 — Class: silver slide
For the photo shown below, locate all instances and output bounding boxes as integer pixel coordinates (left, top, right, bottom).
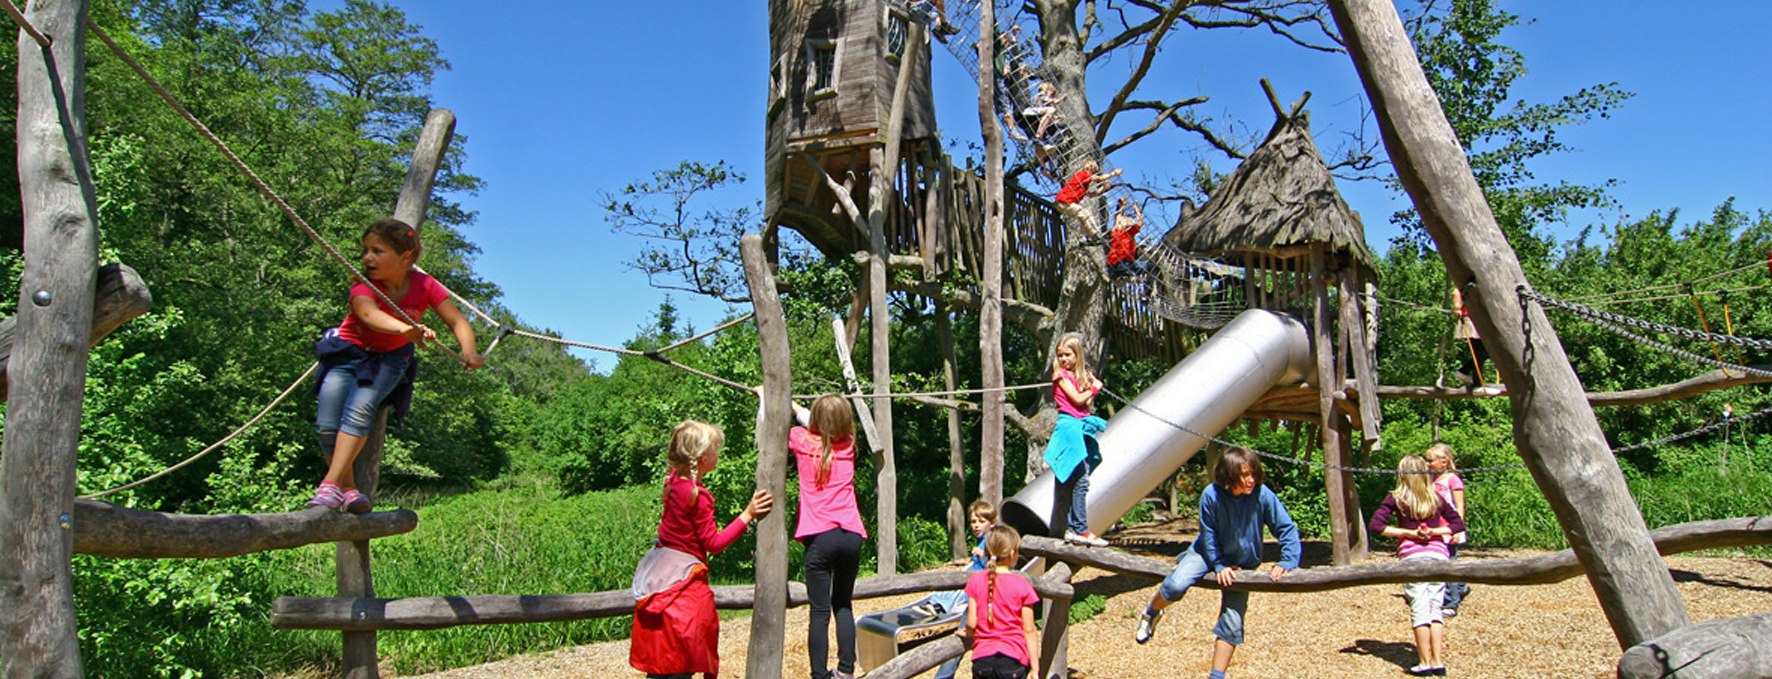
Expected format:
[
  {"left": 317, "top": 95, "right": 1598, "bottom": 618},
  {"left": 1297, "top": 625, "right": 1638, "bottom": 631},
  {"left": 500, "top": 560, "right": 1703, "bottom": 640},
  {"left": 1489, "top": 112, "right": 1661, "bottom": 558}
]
[{"left": 1002, "top": 309, "right": 1314, "bottom": 538}]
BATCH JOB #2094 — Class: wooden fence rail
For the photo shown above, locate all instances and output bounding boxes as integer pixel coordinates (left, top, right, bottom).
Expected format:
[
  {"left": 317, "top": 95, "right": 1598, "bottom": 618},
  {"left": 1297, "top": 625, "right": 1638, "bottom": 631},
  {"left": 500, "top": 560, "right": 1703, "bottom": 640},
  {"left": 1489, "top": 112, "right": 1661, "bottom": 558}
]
[
  {"left": 72, "top": 500, "right": 417, "bottom": 559},
  {"left": 271, "top": 569, "right": 1073, "bottom": 632}
]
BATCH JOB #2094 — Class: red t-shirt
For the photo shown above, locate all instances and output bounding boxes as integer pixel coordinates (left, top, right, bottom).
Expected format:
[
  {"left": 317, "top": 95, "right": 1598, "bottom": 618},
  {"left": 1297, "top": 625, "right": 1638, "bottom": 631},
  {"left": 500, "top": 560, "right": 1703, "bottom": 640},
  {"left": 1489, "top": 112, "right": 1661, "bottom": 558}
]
[
  {"left": 965, "top": 570, "right": 1039, "bottom": 666},
  {"left": 336, "top": 271, "right": 448, "bottom": 353},
  {"left": 656, "top": 473, "right": 749, "bottom": 561},
  {"left": 1107, "top": 220, "right": 1141, "bottom": 265},
  {"left": 1055, "top": 170, "right": 1093, "bottom": 204}
]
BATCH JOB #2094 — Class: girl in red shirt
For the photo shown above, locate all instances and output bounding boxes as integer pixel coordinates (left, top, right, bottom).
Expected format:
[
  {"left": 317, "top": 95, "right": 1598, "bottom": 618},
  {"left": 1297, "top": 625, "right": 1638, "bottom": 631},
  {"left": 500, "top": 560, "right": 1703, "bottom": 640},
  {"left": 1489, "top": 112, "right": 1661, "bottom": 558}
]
[
  {"left": 308, "top": 218, "right": 482, "bottom": 512},
  {"left": 631, "top": 421, "right": 773, "bottom": 678}
]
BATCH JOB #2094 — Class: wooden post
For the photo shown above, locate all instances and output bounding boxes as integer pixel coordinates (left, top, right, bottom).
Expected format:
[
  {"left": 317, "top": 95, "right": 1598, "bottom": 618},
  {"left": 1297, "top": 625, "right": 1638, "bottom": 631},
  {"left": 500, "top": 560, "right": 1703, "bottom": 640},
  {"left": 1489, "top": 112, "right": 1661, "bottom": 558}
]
[
  {"left": 1329, "top": 0, "right": 1689, "bottom": 646},
  {"left": 975, "top": 0, "right": 1006, "bottom": 508},
  {"left": 862, "top": 21, "right": 924, "bottom": 575},
  {"left": 935, "top": 300, "right": 968, "bottom": 559},
  {"left": 1, "top": 0, "right": 96, "bottom": 673},
  {"left": 1036, "top": 562, "right": 1074, "bottom": 679},
  {"left": 337, "top": 108, "right": 455, "bottom": 679},
  {"left": 1310, "top": 247, "right": 1357, "bottom": 566},
  {"left": 742, "top": 233, "right": 792, "bottom": 678}
]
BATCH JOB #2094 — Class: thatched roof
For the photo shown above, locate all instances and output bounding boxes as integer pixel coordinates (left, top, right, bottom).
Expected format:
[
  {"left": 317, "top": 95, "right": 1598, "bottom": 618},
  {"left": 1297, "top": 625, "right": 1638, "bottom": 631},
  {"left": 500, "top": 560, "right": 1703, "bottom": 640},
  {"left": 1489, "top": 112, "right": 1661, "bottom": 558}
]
[{"left": 1161, "top": 111, "right": 1373, "bottom": 268}]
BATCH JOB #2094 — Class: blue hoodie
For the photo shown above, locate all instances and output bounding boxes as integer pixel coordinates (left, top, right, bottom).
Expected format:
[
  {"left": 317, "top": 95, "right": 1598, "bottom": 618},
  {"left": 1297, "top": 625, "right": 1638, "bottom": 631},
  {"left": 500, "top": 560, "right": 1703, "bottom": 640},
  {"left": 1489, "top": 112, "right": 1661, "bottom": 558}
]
[{"left": 1191, "top": 484, "right": 1301, "bottom": 572}]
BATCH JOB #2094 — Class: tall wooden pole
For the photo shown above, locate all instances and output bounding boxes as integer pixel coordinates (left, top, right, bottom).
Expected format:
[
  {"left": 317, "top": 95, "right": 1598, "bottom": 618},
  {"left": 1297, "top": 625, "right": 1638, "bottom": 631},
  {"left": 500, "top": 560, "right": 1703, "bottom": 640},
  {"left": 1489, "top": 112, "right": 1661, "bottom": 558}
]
[
  {"left": 742, "top": 234, "right": 792, "bottom": 678},
  {"left": 1329, "top": 0, "right": 1688, "bottom": 646},
  {"left": 1, "top": 1, "right": 95, "bottom": 674},
  {"left": 975, "top": 0, "right": 1006, "bottom": 507},
  {"left": 1309, "top": 247, "right": 1357, "bottom": 566},
  {"left": 337, "top": 108, "right": 455, "bottom": 679},
  {"left": 935, "top": 300, "right": 967, "bottom": 558},
  {"left": 863, "top": 22, "right": 925, "bottom": 576}
]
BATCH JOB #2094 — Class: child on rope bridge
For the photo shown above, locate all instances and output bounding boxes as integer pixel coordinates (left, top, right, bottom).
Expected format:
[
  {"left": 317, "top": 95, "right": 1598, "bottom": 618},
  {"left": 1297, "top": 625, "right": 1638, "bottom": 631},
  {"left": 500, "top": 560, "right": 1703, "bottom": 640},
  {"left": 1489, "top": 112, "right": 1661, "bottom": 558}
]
[
  {"left": 1054, "top": 160, "right": 1122, "bottom": 238},
  {"left": 759, "top": 390, "right": 868, "bottom": 679},
  {"left": 962, "top": 524, "right": 1041, "bottom": 679},
  {"left": 629, "top": 421, "right": 774, "bottom": 679},
  {"left": 1044, "top": 333, "right": 1109, "bottom": 547},
  {"left": 307, "top": 218, "right": 483, "bottom": 512},
  {"left": 1369, "top": 455, "right": 1466, "bottom": 677},
  {"left": 1107, "top": 197, "right": 1154, "bottom": 280},
  {"left": 1134, "top": 447, "right": 1300, "bottom": 679}
]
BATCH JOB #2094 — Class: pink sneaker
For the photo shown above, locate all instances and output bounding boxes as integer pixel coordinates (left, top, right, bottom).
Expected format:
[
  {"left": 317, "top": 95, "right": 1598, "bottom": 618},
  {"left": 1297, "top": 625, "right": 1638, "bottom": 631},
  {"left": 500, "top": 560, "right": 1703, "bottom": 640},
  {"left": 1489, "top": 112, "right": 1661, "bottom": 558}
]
[
  {"left": 305, "top": 482, "right": 344, "bottom": 510},
  {"left": 341, "top": 488, "right": 373, "bottom": 514}
]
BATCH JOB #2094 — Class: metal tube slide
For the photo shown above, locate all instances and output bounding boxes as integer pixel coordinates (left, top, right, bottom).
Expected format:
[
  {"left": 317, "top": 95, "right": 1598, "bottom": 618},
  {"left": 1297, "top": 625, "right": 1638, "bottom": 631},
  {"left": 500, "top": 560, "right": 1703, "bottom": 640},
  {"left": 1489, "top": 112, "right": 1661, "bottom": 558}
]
[{"left": 1002, "top": 309, "right": 1314, "bottom": 539}]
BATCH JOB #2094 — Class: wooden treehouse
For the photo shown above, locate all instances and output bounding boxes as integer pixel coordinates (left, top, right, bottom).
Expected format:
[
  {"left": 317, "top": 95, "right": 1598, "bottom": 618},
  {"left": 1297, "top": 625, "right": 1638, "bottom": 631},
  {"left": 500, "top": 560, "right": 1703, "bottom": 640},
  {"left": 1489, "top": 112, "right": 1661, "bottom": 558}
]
[
  {"left": 764, "top": 0, "right": 1201, "bottom": 364},
  {"left": 1159, "top": 103, "right": 1383, "bottom": 564}
]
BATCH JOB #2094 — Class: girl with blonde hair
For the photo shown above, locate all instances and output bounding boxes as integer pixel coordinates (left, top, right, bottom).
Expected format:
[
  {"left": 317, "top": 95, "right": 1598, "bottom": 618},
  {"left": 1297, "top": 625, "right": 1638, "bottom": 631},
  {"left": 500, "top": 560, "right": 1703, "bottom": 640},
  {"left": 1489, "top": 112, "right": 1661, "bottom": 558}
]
[
  {"left": 1042, "top": 333, "right": 1109, "bottom": 546},
  {"left": 1369, "top": 455, "right": 1467, "bottom": 677}
]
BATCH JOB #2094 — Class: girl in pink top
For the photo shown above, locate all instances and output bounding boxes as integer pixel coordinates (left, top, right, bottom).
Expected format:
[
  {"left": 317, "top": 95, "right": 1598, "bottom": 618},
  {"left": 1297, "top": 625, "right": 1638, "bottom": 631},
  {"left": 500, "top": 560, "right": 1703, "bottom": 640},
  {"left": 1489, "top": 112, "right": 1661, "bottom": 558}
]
[
  {"left": 1426, "top": 443, "right": 1470, "bottom": 618},
  {"left": 1368, "top": 455, "right": 1466, "bottom": 677},
  {"left": 787, "top": 394, "right": 866, "bottom": 679},
  {"left": 308, "top": 219, "right": 482, "bottom": 512},
  {"left": 963, "top": 525, "right": 1040, "bottom": 679},
  {"left": 631, "top": 421, "right": 773, "bottom": 678},
  {"left": 1042, "top": 333, "right": 1108, "bottom": 546}
]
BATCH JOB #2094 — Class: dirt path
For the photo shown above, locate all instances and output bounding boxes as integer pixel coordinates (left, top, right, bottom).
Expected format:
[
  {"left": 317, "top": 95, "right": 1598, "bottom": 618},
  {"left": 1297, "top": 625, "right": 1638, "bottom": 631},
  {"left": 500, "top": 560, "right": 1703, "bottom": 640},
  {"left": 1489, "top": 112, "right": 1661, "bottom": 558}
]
[{"left": 406, "top": 522, "right": 1772, "bottom": 678}]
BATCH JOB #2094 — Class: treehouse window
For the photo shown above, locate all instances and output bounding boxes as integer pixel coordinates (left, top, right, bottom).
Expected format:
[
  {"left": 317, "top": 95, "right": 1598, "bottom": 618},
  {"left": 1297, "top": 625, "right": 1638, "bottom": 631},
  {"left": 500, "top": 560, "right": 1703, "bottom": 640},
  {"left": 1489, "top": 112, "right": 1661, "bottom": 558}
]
[
  {"left": 884, "top": 8, "right": 908, "bottom": 62},
  {"left": 805, "top": 38, "right": 838, "bottom": 101},
  {"left": 769, "top": 54, "right": 789, "bottom": 112}
]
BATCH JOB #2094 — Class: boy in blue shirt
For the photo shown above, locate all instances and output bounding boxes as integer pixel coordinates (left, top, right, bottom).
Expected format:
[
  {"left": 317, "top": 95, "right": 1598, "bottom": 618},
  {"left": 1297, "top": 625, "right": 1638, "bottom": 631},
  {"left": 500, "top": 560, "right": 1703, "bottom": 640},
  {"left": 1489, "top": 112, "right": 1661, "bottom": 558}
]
[{"left": 1134, "top": 447, "right": 1300, "bottom": 679}]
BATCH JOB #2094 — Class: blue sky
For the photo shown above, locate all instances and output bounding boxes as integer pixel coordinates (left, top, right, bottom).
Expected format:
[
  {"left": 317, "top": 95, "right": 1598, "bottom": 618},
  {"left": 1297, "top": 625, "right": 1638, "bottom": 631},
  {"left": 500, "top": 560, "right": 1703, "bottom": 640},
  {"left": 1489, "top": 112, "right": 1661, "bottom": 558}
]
[{"left": 363, "top": 1, "right": 1769, "bottom": 370}]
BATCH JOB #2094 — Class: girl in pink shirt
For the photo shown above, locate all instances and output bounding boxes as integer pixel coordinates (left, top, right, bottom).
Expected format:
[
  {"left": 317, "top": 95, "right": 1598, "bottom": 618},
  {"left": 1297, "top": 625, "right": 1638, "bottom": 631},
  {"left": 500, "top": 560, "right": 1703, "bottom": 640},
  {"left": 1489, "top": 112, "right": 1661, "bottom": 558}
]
[
  {"left": 1042, "top": 333, "right": 1108, "bottom": 546},
  {"left": 963, "top": 525, "right": 1040, "bottom": 679},
  {"left": 308, "top": 218, "right": 482, "bottom": 512},
  {"left": 1426, "top": 443, "right": 1470, "bottom": 618},
  {"left": 631, "top": 421, "right": 773, "bottom": 678},
  {"left": 1368, "top": 455, "right": 1466, "bottom": 677},
  {"left": 788, "top": 394, "right": 866, "bottom": 679}
]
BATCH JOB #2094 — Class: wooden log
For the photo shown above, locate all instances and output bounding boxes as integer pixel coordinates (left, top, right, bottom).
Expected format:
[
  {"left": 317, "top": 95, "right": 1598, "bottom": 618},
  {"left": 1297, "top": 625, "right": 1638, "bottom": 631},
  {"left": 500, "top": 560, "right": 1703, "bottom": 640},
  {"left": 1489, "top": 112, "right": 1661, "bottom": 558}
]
[
  {"left": 2, "top": 0, "right": 97, "bottom": 673},
  {"left": 0, "top": 263, "right": 152, "bottom": 401},
  {"left": 935, "top": 299, "right": 968, "bottom": 559},
  {"left": 271, "top": 570, "right": 1076, "bottom": 632},
  {"left": 1311, "top": 247, "right": 1356, "bottom": 566},
  {"left": 1372, "top": 366, "right": 1772, "bottom": 407},
  {"left": 1340, "top": 267, "right": 1382, "bottom": 449},
  {"left": 742, "top": 233, "right": 793, "bottom": 678},
  {"left": 1618, "top": 613, "right": 1772, "bottom": 679},
  {"left": 1019, "top": 516, "right": 1772, "bottom": 591},
  {"left": 831, "top": 318, "right": 885, "bottom": 454},
  {"left": 1037, "top": 561, "right": 1073, "bottom": 679},
  {"left": 976, "top": 0, "right": 1007, "bottom": 508},
  {"left": 72, "top": 499, "right": 416, "bottom": 559},
  {"left": 1329, "top": 0, "right": 1690, "bottom": 647}
]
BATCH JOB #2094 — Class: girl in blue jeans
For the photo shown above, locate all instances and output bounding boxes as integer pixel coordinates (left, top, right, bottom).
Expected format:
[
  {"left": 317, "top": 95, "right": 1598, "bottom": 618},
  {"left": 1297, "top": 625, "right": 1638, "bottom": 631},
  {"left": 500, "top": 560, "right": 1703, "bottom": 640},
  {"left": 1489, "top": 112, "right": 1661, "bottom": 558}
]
[
  {"left": 1134, "top": 448, "right": 1300, "bottom": 679},
  {"left": 1043, "top": 333, "right": 1108, "bottom": 546},
  {"left": 309, "top": 218, "right": 482, "bottom": 512}
]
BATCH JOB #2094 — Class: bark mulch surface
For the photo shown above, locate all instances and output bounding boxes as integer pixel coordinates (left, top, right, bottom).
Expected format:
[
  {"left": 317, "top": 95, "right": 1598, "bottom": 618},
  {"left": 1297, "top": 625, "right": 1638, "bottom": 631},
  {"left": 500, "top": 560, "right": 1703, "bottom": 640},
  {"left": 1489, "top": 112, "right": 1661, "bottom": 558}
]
[{"left": 406, "top": 519, "right": 1772, "bottom": 679}]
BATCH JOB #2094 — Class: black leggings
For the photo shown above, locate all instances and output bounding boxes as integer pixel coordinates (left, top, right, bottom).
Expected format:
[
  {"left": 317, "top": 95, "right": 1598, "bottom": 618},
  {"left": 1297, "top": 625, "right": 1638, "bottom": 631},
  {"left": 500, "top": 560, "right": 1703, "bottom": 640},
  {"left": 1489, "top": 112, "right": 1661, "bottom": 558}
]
[{"left": 804, "top": 528, "right": 863, "bottom": 678}]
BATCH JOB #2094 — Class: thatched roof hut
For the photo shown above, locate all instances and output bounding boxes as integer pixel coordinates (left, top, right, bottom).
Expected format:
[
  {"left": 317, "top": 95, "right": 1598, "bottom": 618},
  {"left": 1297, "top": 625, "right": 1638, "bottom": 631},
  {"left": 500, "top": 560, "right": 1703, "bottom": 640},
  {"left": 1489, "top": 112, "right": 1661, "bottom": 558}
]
[{"left": 1160, "top": 111, "right": 1373, "bottom": 270}]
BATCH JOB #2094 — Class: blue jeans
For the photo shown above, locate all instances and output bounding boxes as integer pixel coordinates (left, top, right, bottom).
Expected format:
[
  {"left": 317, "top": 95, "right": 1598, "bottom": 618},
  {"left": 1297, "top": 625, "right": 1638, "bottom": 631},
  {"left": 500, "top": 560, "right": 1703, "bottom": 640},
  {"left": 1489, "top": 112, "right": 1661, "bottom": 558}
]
[
  {"left": 315, "top": 354, "right": 409, "bottom": 454},
  {"left": 913, "top": 590, "right": 969, "bottom": 679},
  {"left": 1050, "top": 457, "right": 1094, "bottom": 535},
  {"left": 1156, "top": 546, "right": 1249, "bottom": 645},
  {"left": 1443, "top": 542, "right": 1470, "bottom": 610}
]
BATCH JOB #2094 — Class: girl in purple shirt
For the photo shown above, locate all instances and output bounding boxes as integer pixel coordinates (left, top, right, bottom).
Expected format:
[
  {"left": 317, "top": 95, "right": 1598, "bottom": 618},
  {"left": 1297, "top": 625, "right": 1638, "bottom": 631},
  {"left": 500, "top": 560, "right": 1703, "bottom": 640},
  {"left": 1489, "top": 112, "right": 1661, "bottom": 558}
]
[{"left": 1369, "top": 455, "right": 1467, "bottom": 677}]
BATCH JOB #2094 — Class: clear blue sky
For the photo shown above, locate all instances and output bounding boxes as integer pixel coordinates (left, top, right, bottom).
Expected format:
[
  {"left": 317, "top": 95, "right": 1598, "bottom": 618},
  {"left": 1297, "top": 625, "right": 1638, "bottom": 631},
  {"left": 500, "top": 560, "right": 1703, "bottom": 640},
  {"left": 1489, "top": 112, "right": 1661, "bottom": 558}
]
[{"left": 363, "top": 1, "right": 1769, "bottom": 370}]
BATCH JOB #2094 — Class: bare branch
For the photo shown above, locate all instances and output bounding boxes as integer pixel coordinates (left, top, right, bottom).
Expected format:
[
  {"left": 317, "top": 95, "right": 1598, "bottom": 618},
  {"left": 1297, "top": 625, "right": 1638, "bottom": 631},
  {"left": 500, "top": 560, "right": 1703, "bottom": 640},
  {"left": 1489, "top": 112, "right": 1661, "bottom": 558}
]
[{"left": 1101, "top": 99, "right": 1236, "bottom": 158}]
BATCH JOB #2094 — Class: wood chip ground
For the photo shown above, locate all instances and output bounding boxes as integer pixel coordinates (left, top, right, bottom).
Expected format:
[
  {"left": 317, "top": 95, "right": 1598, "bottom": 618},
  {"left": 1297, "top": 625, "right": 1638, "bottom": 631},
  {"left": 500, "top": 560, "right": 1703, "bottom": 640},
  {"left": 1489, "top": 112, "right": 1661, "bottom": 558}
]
[{"left": 404, "top": 520, "right": 1772, "bottom": 678}]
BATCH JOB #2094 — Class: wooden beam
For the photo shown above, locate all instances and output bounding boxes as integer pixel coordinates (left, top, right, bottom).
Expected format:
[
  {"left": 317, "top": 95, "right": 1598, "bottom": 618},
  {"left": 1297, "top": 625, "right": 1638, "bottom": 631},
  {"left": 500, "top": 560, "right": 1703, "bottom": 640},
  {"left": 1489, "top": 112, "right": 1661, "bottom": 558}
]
[
  {"left": 1329, "top": 0, "right": 1689, "bottom": 647},
  {"left": 0, "top": 263, "right": 151, "bottom": 401},
  {"left": 977, "top": 0, "right": 1007, "bottom": 509},
  {"left": 935, "top": 299, "right": 968, "bottom": 560},
  {"left": 1618, "top": 613, "right": 1772, "bottom": 679},
  {"left": 270, "top": 569, "right": 1076, "bottom": 632},
  {"left": 2, "top": 0, "right": 97, "bottom": 673},
  {"left": 742, "top": 233, "right": 792, "bottom": 678},
  {"left": 71, "top": 500, "right": 417, "bottom": 559},
  {"left": 1340, "top": 267, "right": 1382, "bottom": 449},
  {"left": 1019, "top": 517, "right": 1770, "bottom": 592},
  {"left": 1311, "top": 247, "right": 1356, "bottom": 567}
]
